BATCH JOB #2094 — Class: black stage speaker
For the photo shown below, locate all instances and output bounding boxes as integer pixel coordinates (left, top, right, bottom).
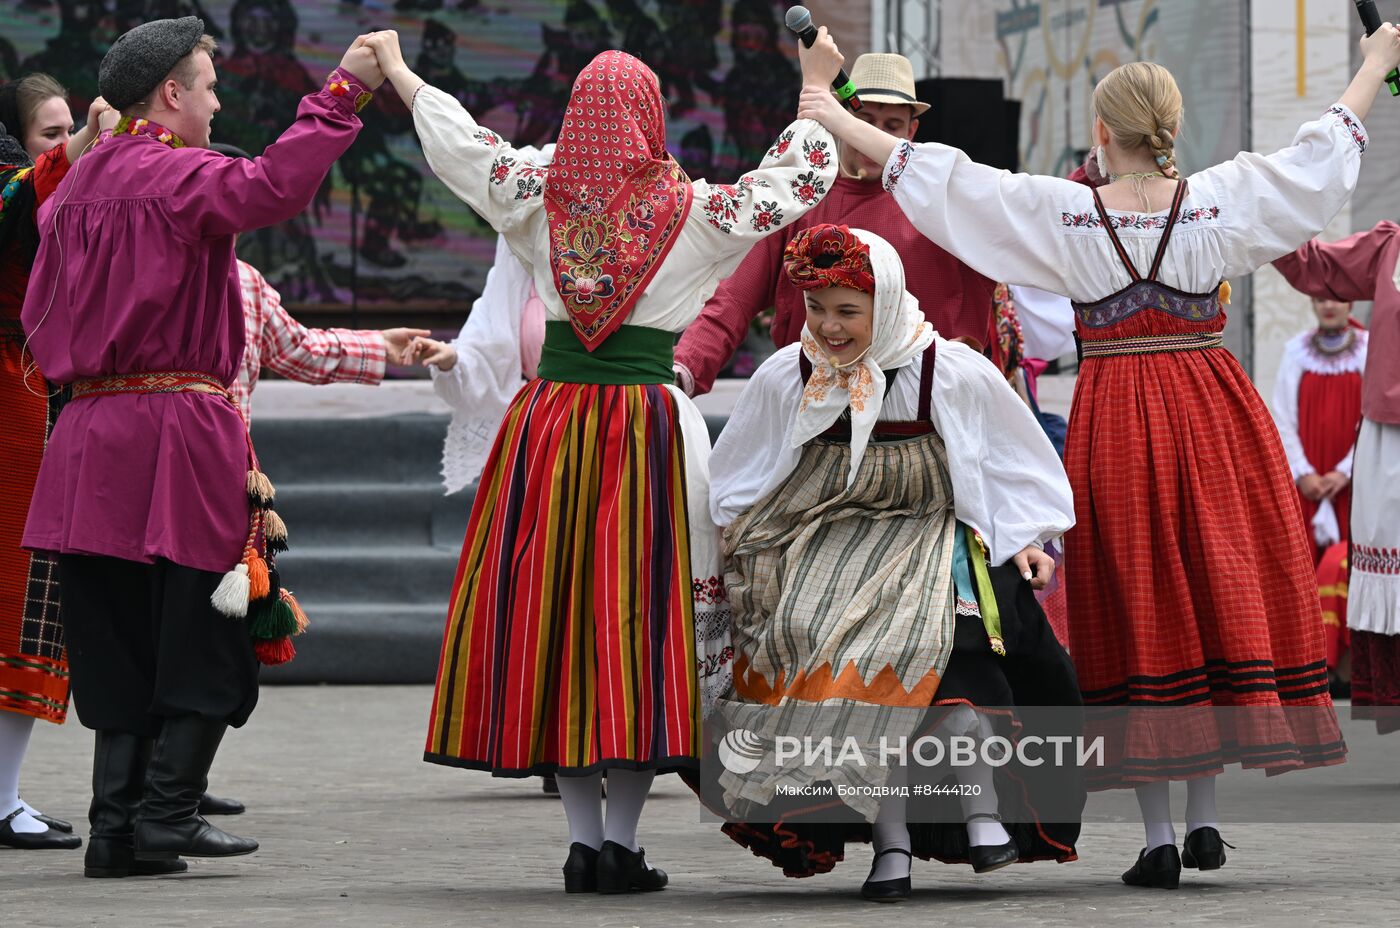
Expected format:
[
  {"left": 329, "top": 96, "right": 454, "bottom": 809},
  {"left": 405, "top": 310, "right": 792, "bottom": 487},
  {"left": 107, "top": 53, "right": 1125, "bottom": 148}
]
[{"left": 913, "top": 78, "right": 1020, "bottom": 171}]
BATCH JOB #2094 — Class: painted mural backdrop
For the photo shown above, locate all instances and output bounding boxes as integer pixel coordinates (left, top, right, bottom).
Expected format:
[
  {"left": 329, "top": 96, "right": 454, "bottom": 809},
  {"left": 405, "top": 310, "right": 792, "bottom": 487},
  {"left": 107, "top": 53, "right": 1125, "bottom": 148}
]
[{"left": 0, "top": 0, "right": 826, "bottom": 313}]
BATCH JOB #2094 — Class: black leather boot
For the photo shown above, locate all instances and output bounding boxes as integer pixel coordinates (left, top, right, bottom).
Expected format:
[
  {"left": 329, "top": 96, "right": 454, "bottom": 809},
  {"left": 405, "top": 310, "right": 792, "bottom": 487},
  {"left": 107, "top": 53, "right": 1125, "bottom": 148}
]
[
  {"left": 197, "top": 793, "right": 246, "bottom": 816},
  {"left": 133, "top": 717, "right": 258, "bottom": 860},
  {"left": 84, "top": 731, "right": 188, "bottom": 877}
]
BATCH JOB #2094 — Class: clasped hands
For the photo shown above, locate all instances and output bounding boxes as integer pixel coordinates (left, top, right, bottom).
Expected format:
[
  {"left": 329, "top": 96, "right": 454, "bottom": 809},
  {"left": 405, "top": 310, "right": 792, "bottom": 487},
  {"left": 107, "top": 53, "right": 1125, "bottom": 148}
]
[{"left": 336, "top": 30, "right": 409, "bottom": 92}]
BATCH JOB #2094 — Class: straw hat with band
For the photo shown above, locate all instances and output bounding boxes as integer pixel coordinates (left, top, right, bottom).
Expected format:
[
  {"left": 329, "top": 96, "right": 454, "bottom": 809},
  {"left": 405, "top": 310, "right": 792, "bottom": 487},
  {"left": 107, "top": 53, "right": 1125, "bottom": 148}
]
[{"left": 846, "top": 53, "right": 930, "bottom": 116}]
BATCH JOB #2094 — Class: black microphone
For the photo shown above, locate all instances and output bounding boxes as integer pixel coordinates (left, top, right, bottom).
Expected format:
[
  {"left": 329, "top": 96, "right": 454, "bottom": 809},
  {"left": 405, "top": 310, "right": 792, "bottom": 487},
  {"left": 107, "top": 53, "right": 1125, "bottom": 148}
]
[
  {"left": 1354, "top": 0, "right": 1400, "bottom": 95},
  {"left": 784, "top": 5, "right": 862, "bottom": 111}
]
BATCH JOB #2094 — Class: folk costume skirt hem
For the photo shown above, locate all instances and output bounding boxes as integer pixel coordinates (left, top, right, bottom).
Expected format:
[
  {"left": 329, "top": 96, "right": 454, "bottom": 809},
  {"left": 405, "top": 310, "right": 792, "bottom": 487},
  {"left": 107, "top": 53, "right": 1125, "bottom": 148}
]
[{"left": 424, "top": 378, "right": 708, "bottom": 776}]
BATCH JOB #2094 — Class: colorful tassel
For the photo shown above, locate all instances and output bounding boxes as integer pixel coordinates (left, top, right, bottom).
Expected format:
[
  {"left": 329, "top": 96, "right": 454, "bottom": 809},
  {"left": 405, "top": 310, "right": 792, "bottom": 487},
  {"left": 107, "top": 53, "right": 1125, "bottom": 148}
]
[
  {"left": 243, "top": 551, "right": 270, "bottom": 601},
  {"left": 280, "top": 588, "right": 310, "bottom": 635},
  {"left": 253, "top": 636, "right": 296, "bottom": 666},
  {"left": 249, "top": 599, "right": 299, "bottom": 640},
  {"left": 210, "top": 563, "right": 251, "bottom": 618},
  {"left": 246, "top": 469, "right": 276, "bottom": 508},
  {"left": 263, "top": 509, "right": 288, "bottom": 551}
]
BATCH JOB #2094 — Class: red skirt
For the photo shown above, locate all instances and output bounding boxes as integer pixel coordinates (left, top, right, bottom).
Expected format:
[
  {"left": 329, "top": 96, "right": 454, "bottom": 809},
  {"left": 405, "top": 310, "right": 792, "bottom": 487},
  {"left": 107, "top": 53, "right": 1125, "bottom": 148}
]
[
  {"left": 1, "top": 328, "right": 69, "bottom": 724},
  {"left": 1064, "top": 317, "right": 1344, "bottom": 788},
  {"left": 1295, "top": 370, "right": 1363, "bottom": 561}
]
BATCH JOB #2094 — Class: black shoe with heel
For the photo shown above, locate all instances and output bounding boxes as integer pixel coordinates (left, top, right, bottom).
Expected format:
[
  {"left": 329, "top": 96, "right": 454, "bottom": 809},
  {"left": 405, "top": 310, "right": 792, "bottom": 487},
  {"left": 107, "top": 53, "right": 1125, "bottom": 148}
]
[
  {"left": 860, "top": 847, "right": 912, "bottom": 902},
  {"left": 1122, "top": 844, "right": 1182, "bottom": 889},
  {"left": 966, "top": 812, "right": 1019, "bottom": 874},
  {"left": 1182, "top": 827, "right": 1233, "bottom": 870},
  {"left": 562, "top": 842, "right": 599, "bottom": 893},
  {"left": 596, "top": 840, "right": 668, "bottom": 894}
]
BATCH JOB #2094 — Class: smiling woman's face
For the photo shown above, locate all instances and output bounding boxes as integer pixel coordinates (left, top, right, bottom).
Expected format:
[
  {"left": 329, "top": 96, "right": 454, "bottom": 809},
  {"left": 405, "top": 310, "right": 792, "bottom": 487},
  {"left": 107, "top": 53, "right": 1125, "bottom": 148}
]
[{"left": 805, "top": 285, "right": 874, "bottom": 365}]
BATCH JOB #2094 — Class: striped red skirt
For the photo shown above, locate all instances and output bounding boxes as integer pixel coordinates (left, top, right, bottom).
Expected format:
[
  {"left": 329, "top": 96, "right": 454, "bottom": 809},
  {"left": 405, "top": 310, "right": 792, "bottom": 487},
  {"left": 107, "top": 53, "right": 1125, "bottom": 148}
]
[
  {"left": 1064, "top": 331, "right": 1345, "bottom": 788},
  {"left": 1, "top": 328, "right": 69, "bottom": 724},
  {"left": 424, "top": 379, "right": 701, "bottom": 776}
]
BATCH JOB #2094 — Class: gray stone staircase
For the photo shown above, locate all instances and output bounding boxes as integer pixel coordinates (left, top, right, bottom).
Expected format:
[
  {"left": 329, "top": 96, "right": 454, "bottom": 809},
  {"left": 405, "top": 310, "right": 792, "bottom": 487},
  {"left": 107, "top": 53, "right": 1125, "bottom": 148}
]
[{"left": 251, "top": 412, "right": 728, "bottom": 684}]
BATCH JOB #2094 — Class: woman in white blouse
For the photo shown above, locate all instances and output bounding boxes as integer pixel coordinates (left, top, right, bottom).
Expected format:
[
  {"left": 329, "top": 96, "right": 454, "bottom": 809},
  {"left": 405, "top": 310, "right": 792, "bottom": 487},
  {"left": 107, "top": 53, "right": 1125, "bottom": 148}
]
[
  {"left": 362, "top": 29, "right": 844, "bottom": 894},
  {"left": 797, "top": 27, "right": 1400, "bottom": 889}
]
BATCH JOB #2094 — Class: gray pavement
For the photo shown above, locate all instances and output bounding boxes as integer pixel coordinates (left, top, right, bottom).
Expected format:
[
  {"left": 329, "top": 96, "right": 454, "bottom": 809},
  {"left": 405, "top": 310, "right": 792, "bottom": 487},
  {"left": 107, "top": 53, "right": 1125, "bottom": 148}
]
[{"left": 4, "top": 686, "right": 1396, "bottom": 928}]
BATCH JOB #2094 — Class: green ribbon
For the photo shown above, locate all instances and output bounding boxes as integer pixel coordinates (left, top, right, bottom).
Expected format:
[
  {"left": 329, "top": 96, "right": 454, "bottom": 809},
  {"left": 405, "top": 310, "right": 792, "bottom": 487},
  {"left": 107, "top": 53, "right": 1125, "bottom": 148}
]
[
  {"left": 964, "top": 525, "right": 1005, "bottom": 657},
  {"left": 536, "top": 320, "right": 676, "bottom": 386}
]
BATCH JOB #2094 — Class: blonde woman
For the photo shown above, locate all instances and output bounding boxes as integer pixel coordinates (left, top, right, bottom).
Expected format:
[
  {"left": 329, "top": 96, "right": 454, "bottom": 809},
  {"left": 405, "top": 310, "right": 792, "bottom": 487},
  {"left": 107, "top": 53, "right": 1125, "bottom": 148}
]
[{"left": 799, "top": 27, "right": 1400, "bottom": 888}]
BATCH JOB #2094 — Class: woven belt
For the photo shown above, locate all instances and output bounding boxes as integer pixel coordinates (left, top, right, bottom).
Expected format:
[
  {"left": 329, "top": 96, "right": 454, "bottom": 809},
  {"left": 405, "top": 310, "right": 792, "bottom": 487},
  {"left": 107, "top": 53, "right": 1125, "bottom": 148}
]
[
  {"left": 69, "top": 371, "right": 231, "bottom": 401},
  {"left": 1079, "top": 332, "right": 1224, "bottom": 359}
]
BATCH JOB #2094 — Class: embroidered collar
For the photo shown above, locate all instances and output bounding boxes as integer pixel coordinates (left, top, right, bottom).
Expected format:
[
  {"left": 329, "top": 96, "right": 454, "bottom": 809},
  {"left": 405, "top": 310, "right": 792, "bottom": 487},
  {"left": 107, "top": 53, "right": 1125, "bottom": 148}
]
[{"left": 112, "top": 116, "right": 186, "bottom": 150}]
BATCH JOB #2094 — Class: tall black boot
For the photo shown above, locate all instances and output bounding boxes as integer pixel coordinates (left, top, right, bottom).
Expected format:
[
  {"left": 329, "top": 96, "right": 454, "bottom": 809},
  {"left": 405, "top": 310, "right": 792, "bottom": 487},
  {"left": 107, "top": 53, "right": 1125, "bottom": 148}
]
[
  {"left": 133, "top": 717, "right": 258, "bottom": 860},
  {"left": 85, "top": 731, "right": 189, "bottom": 877}
]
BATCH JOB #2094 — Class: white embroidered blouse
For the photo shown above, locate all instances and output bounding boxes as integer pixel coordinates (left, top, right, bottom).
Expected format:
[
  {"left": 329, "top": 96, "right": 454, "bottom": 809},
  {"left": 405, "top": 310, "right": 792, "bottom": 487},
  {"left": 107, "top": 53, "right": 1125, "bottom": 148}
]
[
  {"left": 880, "top": 105, "right": 1369, "bottom": 303},
  {"left": 411, "top": 86, "right": 840, "bottom": 334},
  {"left": 708, "top": 338, "right": 1075, "bottom": 565},
  {"left": 1271, "top": 328, "right": 1369, "bottom": 480}
]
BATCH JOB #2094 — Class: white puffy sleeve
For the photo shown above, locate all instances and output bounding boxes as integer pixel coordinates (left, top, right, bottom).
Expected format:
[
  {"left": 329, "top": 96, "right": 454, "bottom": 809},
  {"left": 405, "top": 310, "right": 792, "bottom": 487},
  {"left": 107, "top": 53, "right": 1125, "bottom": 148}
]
[
  {"left": 928, "top": 340, "right": 1075, "bottom": 563},
  {"left": 431, "top": 236, "right": 533, "bottom": 493},
  {"left": 882, "top": 140, "right": 1085, "bottom": 294},
  {"left": 1270, "top": 337, "right": 1313, "bottom": 482},
  {"left": 1189, "top": 105, "right": 1368, "bottom": 279},
  {"left": 708, "top": 344, "right": 806, "bottom": 527},
  {"left": 690, "top": 119, "right": 840, "bottom": 265},
  {"left": 412, "top": 85, "right": 548, "bottom": 239},
  {"left": 1009, "top": 285, "right": 1077, "bottom": 360}
]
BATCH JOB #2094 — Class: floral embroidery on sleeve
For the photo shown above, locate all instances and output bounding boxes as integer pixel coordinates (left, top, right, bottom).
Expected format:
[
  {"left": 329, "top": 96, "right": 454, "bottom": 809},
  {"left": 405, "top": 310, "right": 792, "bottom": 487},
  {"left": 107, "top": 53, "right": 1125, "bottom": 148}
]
[
  {"left": 472, "top": 127, "right": 504, "bottom": 148},
  {"left": 488, "top": 155, "right": 516, "bottom": 185},
  {"left": 790, "top": 170, "right": 827, "bottom": 206},
  {"left": 703, "top": 184, "right": 741, "bottom": 233},
  {"left": 1326, "top": 105, "right": 1368, "bottom": 153},
  {"left": 766, "top": 129, "right": 795, "bottom": 160},
  {"left": 803, "top": 138, "right": 833, "bottom": 170},
  {"left": 883, "top": 140, "right": 913, "bottom": 193},
  {"left": 749, "top": 200, "right": 784, "bottom": 232}
]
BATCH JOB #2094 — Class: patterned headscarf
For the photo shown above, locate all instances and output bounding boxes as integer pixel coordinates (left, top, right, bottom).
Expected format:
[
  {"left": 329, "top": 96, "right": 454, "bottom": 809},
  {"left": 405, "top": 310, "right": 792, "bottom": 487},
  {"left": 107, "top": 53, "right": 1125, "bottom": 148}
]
[
  {"left": 788, "top": 225, "right": 935, "bottom": 485},
  {"left": 783, "top": 222, "right": 876, "bottom": 295},
  {"left": 544, "top": 50, "right": 693, "bottom": 352}
]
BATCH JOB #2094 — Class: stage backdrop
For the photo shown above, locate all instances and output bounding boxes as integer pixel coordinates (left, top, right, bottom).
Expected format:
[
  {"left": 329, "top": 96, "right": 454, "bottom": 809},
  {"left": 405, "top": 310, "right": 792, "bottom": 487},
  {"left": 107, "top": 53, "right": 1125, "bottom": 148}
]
[{"left": 1, "top": 0, "right": 867, "bottom": 322}]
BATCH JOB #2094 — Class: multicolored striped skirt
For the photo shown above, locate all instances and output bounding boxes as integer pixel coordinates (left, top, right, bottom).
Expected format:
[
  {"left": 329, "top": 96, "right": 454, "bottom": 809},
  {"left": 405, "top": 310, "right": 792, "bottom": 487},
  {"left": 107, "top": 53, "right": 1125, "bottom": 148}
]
[{"left": 424, "top": 377, "right": 715, "bottom": 776}]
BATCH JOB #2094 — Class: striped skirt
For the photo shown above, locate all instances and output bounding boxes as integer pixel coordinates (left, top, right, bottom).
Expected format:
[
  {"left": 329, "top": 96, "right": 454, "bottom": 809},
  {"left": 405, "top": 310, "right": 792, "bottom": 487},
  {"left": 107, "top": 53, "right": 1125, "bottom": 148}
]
[
  {"left": 1, "top": 328, "right": 69, "bottom": 724},
  {"left": 424, "top": 378, "right": 717, "bottom": 776}
]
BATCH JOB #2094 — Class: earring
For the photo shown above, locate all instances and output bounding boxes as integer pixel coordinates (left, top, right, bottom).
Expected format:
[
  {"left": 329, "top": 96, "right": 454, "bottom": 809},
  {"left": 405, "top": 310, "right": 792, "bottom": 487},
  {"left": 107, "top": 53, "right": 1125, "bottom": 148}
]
[{"left": 1094, "top": 145, "right": 1110, "bottom": 182}]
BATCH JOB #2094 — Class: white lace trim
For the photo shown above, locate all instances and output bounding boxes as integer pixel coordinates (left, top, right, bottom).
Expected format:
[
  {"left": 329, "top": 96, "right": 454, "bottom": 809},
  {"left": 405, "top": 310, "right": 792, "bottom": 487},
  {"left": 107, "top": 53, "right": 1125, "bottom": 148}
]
[{"left": 1284, "top": 329, "right": 1367, "bottom": 376}]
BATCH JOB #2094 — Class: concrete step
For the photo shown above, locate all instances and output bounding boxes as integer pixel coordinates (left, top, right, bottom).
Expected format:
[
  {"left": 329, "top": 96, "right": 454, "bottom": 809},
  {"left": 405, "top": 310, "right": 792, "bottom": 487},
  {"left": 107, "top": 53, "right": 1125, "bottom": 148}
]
[
  {"left": 275, "top": 545, "right": 461, "bottom": 605},
  {"left": 272, "top": 482, "right": 472, "bottom": 548},
  {"left": 261, "top": 602, "right": 446, "bottom": 684},
  {"left": 251, "top": 415, "right": 449, "bottom": 485}
]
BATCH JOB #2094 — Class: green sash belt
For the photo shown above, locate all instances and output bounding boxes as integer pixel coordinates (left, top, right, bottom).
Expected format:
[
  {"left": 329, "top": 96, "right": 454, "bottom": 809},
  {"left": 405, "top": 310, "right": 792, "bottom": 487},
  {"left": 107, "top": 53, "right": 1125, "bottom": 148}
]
[{"left": 536, "top": 320, "right": 676, "bottom": 385}]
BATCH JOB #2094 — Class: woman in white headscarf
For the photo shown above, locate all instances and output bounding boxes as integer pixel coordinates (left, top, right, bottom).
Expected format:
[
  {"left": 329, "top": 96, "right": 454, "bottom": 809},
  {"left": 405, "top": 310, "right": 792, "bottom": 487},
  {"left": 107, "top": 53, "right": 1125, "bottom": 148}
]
[{"left": 707, "top": 224, "right": 1082, "bottom": 902}]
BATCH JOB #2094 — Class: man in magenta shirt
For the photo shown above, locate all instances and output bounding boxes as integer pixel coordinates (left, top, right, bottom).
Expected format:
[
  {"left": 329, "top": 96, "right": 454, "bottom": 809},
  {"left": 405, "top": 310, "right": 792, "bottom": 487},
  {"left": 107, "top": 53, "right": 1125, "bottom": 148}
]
[
  {"left": 20, "top": 17, "right": 383, "bottom": 876},
  {"left": 672, "top": 53, "right": 996, "bottom": 396}
]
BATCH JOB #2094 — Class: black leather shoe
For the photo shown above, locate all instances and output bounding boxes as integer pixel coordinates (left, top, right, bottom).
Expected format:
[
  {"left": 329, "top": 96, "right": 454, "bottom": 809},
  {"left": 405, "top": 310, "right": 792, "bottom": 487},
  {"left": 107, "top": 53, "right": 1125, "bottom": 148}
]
[
  {"left": 197, "top": 793, "right": 246, "bottom": 816},
  {"left": 562, "top": 842, "right": 599, "bottom": 893},
  {"left": 0, "top": 807, "right": 82, "bottom": 850},
  {"left": 1182, "top": 827, "right": 1233, "bottom": 870},
  {"left": 596, "top": 840, "right": 668, "bottom": 893},
  {"left": 85, "top": 838, "right": 189, "bottom": 878},
  {"left": 860, "top": 847, "right": 912, "bottom": 902},
  {"left": 133, "top": 717, "right": 258, "bottom": 860},
  {"left": 966, "top": 811, "right": 1018, "bottom": 873},
  {"left": 1121, "top": 844, "right": 1181, "bottom": 889},
  {"left": 30, "top": 811, "right": 74, "bottom": 833}
]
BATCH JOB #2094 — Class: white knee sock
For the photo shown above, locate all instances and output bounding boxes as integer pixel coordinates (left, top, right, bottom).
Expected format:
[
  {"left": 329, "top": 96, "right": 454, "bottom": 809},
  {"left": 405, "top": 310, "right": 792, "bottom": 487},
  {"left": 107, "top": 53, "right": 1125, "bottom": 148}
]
[
  {"left": 871, "top": 785, "right": 912, "bottom": 881},
  {"left": 936, "top": 707, "right": 1012, "bottom": 847},
  {"left": 554, "top": 772, "right": 604, "bottom": 850},
  {"left": 0, "top": 711, "right": 46, "bottom": 834},
  {"left": 1185, "top": 775, "right": 1219, "bottom": 834},
  {"left": 602, "top": 768, "right": 654, "bottom": 852},
  {"left": 1134, "top": 780, "right": 1175, "bottom": 851}
]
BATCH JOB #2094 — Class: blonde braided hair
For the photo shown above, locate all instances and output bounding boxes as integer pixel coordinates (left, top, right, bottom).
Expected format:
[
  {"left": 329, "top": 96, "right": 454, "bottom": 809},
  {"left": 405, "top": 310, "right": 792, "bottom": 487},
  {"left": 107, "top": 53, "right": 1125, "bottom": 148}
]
[{"left": 1093, "top": 62, "right": 1182, "bottom": 178}]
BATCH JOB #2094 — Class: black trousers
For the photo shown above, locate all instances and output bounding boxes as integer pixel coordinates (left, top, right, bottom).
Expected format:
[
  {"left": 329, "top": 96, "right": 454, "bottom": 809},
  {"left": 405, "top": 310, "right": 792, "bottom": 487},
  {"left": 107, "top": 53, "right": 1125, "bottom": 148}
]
[{"left": 58, "top": 555, "right": 260, "bottom": 737}]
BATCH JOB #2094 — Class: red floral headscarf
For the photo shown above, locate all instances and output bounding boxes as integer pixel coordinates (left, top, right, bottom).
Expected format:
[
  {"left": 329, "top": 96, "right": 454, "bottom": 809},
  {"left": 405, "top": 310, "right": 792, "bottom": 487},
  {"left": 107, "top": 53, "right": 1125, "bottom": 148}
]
[
  {"left": 782, "top": 223, "right": 876, "bottom": 295},
  {"left": 544, "top": 51, "right": 693, "bottom": 352}
]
